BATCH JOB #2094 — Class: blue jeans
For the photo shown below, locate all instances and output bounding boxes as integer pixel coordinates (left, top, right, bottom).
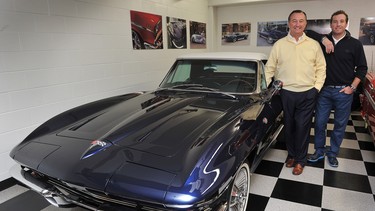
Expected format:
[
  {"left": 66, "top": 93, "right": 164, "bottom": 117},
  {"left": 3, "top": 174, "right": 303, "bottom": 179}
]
[{"left": 314, "top": 87, "right": 353, "bottom": 157}]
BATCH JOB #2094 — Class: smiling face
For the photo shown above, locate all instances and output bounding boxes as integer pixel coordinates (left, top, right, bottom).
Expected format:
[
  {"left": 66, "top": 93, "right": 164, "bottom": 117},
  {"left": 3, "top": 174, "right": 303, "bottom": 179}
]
[
  {"left": 288, "top": 12, "right": 307, "bottom": 38},
  {"left": 330, "top": 14, "right": 348, "bottom": 38}
]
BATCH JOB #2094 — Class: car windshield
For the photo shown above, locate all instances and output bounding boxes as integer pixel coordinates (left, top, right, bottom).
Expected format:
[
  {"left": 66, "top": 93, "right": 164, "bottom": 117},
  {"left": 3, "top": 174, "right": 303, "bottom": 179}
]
[{"left": 159, "top": 59, "right": 257, "bottom": 93}]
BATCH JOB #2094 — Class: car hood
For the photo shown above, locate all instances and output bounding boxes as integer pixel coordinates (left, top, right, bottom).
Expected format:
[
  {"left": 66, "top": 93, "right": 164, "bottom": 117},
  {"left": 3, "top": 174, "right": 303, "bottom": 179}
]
[
  {"left": 11, "top": 91, "right": 253, "bottom": 203},
  {"left": 56, "top": 92, "right": 242, "bottom": 157}
]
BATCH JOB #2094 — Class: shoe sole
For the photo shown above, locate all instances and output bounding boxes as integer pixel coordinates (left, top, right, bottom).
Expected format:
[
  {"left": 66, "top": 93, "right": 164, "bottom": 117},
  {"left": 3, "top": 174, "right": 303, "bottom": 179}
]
[
  {"left": 307, "top": 155, "right": 324, "bottom": 162},
  {"left": 328, "top": 163, "right": 338, "bottom": 167},
  {"left": 328, "top": 159, "right": 338, "bottom": 167}
]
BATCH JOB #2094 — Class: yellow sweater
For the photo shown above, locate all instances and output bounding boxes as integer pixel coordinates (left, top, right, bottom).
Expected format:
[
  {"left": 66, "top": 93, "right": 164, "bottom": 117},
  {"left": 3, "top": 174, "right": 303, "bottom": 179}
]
[{"left": 265, "top": 33, "right": 326, "bottom": 92}]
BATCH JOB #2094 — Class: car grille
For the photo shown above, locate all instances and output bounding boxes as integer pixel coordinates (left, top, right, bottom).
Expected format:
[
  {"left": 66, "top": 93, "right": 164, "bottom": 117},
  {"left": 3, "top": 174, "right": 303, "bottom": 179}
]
[
  {"left": 44, "top": 175, "right": 174, "bottom": 211},
  {"left": 17, "top": 167, "right": 221, "bottom": 211}
]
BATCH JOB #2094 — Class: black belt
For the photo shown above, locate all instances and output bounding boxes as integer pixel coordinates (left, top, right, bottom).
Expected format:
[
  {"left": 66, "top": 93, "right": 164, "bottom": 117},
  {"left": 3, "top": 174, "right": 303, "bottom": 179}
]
[{"left": 324, "top": 85, "right": 347, "bottom": 88}]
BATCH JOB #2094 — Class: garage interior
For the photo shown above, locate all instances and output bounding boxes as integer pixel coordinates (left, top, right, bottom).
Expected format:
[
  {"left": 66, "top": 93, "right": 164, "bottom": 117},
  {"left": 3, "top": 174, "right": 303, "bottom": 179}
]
[{"left": 0, "top": 0, "right": 374, "bottom": 210}]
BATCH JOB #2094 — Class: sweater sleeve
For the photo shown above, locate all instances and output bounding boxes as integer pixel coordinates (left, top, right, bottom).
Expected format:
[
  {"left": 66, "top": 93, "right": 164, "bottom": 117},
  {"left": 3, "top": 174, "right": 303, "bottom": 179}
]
[
  {"left": 354, "top": 40, "right": 368, "bottom": 81},
  {"left": 314, "top": 42, "right": 327, "bottom": 91},
  {"left": 265, "top": 44, "right": 278, "bottom": 87},
  {"left": 305, "top": 29, "right": 324, "bottom": 43}
]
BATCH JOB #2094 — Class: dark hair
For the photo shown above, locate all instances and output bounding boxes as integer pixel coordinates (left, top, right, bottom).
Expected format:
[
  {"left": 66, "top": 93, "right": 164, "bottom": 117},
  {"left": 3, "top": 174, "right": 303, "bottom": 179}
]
[
  {"left": 288, "top": 10, "right": 307, "bottom": 22},
  {"left": 330, "top": 10, "right": 348, "bottom": 23}
]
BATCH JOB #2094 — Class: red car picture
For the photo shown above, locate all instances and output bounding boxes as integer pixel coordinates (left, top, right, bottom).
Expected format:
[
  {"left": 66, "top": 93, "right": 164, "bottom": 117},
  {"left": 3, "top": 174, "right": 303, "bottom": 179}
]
[
  {"left": 361, "top": 72, "right": 375, "bottom": 142},
  {"left": 131, "top": 10, "right": 163, "bottom": 49}
]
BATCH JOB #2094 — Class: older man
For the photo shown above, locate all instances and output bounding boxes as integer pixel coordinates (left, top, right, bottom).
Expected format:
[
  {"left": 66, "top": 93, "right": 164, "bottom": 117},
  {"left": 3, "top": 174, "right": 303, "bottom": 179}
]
[{"left": 265, "top": 10, "right": 326, "bottom": 175}]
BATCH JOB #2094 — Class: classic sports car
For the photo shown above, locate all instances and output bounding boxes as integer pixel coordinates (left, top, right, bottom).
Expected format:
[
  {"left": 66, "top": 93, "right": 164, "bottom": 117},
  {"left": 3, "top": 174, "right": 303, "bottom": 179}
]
[
  {"left": 167, "top": 20, "right": 187, "bottom": 49},
  {"left": 224, "top": 33, "right": 249, "bottom": 42},
  {"left": 362, "top": 22, "right": 375, "bottom": 45},
  {"left": 9, "top": 52, "right": 284, "bottom": 211},
  {"left": 258, "top": 25, "right": 288, "bottom": 44},
  {"left": 191, "top": 34, "right": 206, "bottom": 44},
  {"left": 361, "top": 72, "right": 375, "bottom": 142},
  {"left": 131, "top": 10, "right": 163, "bottom": 49}
]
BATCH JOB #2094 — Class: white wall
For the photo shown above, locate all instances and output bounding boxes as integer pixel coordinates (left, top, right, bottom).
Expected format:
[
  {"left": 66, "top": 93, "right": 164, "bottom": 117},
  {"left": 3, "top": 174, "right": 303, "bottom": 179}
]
[
  {"left": 0, "top": 0, "right": 209, "bottom": 182},
  {"left": 213, "top": 0, "right": 375, "bottom": 72}
]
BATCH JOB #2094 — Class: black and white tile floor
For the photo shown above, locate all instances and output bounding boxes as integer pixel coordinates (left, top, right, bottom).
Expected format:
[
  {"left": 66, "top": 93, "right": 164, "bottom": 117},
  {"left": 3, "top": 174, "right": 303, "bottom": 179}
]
[{"left": 0, "top": 111, "right": 374, "bottom": 211}]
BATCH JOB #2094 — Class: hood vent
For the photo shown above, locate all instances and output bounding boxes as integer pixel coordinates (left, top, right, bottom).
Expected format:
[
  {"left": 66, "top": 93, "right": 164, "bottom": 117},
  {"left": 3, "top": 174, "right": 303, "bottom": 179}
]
[{"left": 69, "top": 114, "right": 103, "bottom": 131}]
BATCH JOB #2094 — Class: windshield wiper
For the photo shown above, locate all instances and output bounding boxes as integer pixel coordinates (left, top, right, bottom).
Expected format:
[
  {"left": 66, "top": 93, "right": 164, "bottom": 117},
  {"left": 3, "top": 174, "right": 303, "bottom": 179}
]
[
  {"left": 186, "top": 86, "right": 218, "bottom": 91},
  {"left": 206, "top": 91, "right": 237, "bottom": 100},
  {"left": 184, "top": 86, "right": 237, "bottom": 99},
  {"left": 155, "top": 84, "right": 203, "bottom": 93},
  {"left": 157, "top": 84, "right": 237, "bottom": 100},
  {"left": 171, "top": 84, "right": 204, "bottom": 89}
]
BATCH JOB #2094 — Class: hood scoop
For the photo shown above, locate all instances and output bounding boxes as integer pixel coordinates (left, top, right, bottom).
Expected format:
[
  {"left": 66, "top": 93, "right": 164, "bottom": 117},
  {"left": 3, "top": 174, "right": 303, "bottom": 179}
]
[
  {"left": 111, "top": 106, "right": 222, "bottom": 158},
  {"left": 68, "top": 114, "right": 103, "bottom": 131},
  {"left": 135, "top": 107, "right": 199, "bottom": 144}
]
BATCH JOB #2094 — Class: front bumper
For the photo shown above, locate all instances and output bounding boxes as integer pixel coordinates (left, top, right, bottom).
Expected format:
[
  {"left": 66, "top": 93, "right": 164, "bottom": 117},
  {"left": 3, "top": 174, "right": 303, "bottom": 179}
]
[
  {"left": 9, "top": 165, "right": 85, "bottom": 209},
  {"left": 9, "top": 165, "right": 229, "bottom": 211},
  {"left": 10, "top": 165, "right": 146, "bottom": 210}
]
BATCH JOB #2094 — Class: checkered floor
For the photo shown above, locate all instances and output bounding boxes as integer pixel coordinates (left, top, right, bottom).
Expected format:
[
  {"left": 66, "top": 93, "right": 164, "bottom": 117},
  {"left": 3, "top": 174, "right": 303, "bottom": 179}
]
[{"left": 0, "top": 112, "right": 374, "bottom": 211}]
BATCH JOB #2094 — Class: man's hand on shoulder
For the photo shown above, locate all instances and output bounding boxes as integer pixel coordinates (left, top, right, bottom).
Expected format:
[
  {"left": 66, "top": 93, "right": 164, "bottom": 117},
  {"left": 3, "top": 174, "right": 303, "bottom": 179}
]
[{"left": 322, "top": 37, "right": 334, "bottom": 54}]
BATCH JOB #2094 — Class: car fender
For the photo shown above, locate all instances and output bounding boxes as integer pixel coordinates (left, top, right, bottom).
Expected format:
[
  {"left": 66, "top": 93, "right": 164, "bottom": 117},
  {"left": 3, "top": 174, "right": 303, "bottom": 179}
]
[{"left": 164, "top": 114, "right": 252, "bottom": 206}]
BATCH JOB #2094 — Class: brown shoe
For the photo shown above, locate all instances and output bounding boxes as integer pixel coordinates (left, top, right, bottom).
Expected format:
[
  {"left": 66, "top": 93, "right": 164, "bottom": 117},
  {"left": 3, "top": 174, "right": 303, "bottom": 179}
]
[
  {"left": 292, "top": 164, "right": 304, "bottom": 175},
  {"left": 285, "top": 158, "right": 295, "bottom": 168}
]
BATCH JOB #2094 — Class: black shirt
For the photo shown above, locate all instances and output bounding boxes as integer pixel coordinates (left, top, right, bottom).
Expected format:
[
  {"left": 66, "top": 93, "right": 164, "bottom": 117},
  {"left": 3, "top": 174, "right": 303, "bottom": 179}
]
[{"left": 306, "top": 30, "right": 368, "bottom": 86}]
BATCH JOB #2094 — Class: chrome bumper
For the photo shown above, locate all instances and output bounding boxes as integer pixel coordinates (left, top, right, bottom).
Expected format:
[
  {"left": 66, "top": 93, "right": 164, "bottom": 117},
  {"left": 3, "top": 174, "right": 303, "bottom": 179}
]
[
  {"left": 9, "top": 165, "right": 100, "bottom": 210},
  {"left": 10, "top": 164, "right": 229, "bottom": 211}
]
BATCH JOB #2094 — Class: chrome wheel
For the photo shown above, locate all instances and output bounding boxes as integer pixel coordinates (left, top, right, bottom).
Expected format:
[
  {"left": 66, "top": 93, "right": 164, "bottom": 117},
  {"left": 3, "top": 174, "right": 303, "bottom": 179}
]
[
  {"left": 370, "top": 34, "right": 375, "bottom": 44},
  {"left": 267, "top": 37, "right": 274, "bottom": 44},
  {"left": 171, "top": 38, "right": 185, "bottom": 49},
  {"left": 228, "top": 162, "right": 250, "bottom": 211},
  {"left": 132, "top": 30, "right": 144, "bottom": 49}
]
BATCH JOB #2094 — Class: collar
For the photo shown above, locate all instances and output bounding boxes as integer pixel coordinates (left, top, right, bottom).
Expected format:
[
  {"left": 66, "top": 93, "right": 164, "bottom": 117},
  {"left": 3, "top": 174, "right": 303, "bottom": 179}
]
[
  {"left": 328, "top": 30, "right": 351, "bottom": 43},
  {"left": 332, "top": 32, "right": 346, "bottom": 44},
  {"left": 287, "top": 32, "right": 307, "bottom": 44}
]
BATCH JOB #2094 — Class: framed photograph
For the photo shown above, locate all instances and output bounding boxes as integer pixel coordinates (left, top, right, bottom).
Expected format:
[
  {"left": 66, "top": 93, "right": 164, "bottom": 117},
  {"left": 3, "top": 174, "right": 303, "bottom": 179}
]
[
  {"left": 190, "top": 21, "right": 206, "bottom": 49},
  {"left": 221, "top": 22, "right": 251, "bottom": 45},
  {"left": 306, "top": 19, "right": 331, "bottom": 34},
  {"left": 167, "top": 17, "right": 187, "bottom": 49},
  {"left": 359, "top": 17, "right": 375, "bottom": 45},
  {"left": 257, "top": 19, "right": 331, "bottom": 46},
  {"left": 257, "top": 21, "right": 287, "bottom": 46},
  {"left": 130, "top": 10, "right": 163, "bottom": 50}
]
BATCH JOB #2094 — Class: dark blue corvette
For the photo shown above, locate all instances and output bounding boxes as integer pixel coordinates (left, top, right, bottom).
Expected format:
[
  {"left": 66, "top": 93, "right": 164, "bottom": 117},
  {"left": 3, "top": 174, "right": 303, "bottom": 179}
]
[
  {"left": 9, "top": 52, "right": 283, "bottom": 211},
  {"left": 224, "top": 33, "right": 249, "bottom": 42}
]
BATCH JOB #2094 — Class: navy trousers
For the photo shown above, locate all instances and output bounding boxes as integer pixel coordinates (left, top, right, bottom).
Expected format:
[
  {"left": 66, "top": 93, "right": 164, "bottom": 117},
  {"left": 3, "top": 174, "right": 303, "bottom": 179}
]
[{"left": 280, "top": 88, "right": 318, "bottom": 166}]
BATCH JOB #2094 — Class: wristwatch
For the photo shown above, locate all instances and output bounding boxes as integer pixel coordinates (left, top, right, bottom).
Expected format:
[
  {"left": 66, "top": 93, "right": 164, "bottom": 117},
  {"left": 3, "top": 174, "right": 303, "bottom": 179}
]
[{"left": 349, "top": 85, "right": 357, "bottom": 91}]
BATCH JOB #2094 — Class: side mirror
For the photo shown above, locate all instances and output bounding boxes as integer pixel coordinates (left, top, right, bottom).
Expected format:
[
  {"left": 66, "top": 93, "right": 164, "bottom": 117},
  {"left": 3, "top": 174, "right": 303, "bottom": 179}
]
[
  {"left": 272, "top": 80, "right": 283, "bottom": 91},
  {"left": 260, "top": 80, "right": 283, "bottom": 103}
]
